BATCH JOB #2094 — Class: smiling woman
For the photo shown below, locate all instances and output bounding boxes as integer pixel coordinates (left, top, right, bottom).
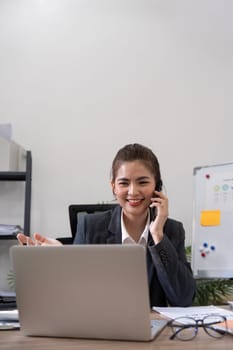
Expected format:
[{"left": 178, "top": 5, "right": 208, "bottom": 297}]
[{"left": 17, "top": 143, "right": 196, "bottom": 307}]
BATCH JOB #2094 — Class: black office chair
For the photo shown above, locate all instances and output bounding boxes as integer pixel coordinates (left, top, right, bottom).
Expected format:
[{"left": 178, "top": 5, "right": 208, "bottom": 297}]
[{"left": 68, "top": 203, "right": 118, "bottom": 241}]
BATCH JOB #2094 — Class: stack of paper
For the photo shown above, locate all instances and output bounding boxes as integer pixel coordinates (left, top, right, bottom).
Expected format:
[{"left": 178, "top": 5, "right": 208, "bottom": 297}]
[
  {"left": 153, "top": 305, "right": 233, "bottom": 335},
  {"left": 153, "top": 305, "right": 233, "bottom": 320},
  {"left": 0, "top": 309, "right": 19, "bottom": 330}
]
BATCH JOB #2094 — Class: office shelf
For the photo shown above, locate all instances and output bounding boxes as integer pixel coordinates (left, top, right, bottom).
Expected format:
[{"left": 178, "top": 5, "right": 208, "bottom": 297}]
[
  {"left": 0, "top": 172, "right": 27, "bottom": 181},
  {"left": 0, "top": 151, "right": 32, "bottom": 237},
  {"left": 0, "top": 235, "right": 18, "bottom": 240}
]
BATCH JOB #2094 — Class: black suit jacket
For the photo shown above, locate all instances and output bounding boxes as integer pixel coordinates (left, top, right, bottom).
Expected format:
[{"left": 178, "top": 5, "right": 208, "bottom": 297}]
[{"left": 73, "top": 205, "right": 196, "bottom": 307}]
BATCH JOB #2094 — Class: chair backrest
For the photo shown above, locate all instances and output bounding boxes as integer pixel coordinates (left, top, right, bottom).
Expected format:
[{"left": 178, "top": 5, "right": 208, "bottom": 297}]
[{"left": 68, "top": 203, "right": 118, "bottom": 240}]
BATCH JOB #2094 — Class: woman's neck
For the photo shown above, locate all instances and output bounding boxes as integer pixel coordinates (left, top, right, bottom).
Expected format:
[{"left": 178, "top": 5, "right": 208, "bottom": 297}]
[{"left": 123, "top": 211, "right": 148, "bottom": 242}]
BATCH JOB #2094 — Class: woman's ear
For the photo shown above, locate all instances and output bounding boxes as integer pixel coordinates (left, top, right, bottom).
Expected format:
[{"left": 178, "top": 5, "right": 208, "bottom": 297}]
[{"left": 111, "top": 181, "right": 116, "bottom": 195}]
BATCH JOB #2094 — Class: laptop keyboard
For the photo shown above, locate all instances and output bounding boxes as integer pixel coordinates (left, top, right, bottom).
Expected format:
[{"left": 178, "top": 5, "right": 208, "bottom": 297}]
[{"left": 151, "top": 319, "right": 168, "bottom": 329}]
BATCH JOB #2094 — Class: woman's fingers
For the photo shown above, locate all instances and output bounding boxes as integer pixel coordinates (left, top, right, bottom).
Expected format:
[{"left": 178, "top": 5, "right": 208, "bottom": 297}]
[
  {"left": 33, "top": 233, "right": 62, "bottom": 246},
  {"left": 16, "top": 233, "right": 25, "bottom": 245},
  {"left": 33, "top": 233, "right": 47, "bottom": 244},
  {"left": 150, "top": 196, "right": 168, "bottom": 211},
  {"left": 16, "top": 233, "right": 35, "bottom": 245}
]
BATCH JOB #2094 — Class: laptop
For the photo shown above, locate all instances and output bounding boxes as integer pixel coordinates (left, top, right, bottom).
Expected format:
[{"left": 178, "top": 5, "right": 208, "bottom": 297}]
[{"left": 10, "top": 244, "right": 167, "bottom": 341}]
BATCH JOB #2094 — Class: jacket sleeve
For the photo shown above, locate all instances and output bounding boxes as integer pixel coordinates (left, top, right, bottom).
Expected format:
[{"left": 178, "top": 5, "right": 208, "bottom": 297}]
[{"left": 148, "top": 220, "right": 196, "bottom": 306}]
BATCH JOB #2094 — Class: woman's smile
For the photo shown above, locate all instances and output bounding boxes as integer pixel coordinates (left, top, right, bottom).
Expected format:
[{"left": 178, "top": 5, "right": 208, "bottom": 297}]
[{"left": 126, "top": 198, "right": 145, "bottom": 207}]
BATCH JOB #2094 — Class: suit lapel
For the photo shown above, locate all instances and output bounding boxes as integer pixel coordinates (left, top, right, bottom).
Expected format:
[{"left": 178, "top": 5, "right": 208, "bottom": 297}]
[{"left": 106, "top": 205, "right": 122, "bottom": 244}]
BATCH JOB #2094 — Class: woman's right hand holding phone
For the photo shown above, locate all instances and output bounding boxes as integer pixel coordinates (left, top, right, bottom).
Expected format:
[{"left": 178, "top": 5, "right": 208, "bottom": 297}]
[{"left": 149, "top": 190, "right": 169, "bottom": 244}]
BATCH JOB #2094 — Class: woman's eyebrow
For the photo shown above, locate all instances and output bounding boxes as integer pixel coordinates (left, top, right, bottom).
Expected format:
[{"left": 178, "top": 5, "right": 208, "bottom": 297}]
[
  {"left": 117, "top": 177, "right": 129, "bottom": 182},
  {"left": 117, "top": 176, "right": 151, "bottom": 182}
]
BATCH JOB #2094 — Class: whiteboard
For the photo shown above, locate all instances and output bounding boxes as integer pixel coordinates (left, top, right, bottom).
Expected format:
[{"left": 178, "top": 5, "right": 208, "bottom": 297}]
[{"left": 191, "top": 162, "right": 233, "bottom": 278}]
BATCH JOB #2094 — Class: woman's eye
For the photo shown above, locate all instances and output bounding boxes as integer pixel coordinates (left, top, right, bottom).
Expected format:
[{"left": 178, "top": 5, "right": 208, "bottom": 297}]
[{"left": 118, "top": 182, "right": 128, "bottom": 186}]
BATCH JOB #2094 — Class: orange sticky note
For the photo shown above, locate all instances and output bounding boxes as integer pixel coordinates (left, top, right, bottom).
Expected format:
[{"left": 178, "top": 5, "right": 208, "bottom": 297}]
[{"left": 200, "top": 210, "right": 221, "bottom": 226}]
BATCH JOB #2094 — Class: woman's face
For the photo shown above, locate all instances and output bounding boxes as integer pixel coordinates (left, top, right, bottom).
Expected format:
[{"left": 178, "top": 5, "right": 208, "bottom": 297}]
[{"left": 111, "top": 160, "right": 156, "bottom": 219}]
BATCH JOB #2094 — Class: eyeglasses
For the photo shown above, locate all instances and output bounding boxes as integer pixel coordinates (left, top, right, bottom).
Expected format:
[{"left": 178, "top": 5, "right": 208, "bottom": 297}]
[{"left": 168, "top": 314, "right": 228, "bottom": 341}]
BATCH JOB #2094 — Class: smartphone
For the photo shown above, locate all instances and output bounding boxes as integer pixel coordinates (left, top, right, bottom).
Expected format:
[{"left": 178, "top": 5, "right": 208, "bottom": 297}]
[
  {"left": 150, "top": 180, "right": 162, "bottom": 220},
  {"left": 150, "top": 206, "right": 157, "bottom": 221}
]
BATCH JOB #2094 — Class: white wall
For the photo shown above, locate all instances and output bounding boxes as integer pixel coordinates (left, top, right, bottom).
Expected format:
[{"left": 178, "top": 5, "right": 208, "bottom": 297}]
[{"left": 0, "top": 0, "right": 232, "bottom": 246}]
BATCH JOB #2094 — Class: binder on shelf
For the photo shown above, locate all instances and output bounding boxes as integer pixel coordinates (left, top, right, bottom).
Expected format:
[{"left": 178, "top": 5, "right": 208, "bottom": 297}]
[{"left": 0, "top": 224, "right": 23, "bottom": 236}]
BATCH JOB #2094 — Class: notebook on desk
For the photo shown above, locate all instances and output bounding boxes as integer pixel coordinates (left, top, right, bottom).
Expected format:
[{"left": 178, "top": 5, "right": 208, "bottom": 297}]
[{"left": 10, "top": 244, "right": 167, "bottom": 341}]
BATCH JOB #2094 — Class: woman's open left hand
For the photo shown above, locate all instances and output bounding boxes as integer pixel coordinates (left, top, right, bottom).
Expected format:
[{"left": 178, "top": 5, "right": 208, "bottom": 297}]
[{"left": 17, "top": 232, "right": 62, "bottom": 246}]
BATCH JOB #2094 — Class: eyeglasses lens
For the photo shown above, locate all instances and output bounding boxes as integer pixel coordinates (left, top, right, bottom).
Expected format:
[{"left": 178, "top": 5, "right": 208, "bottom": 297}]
[
  {"left": 171, "top": 317, "right": 197, "bottom": 340},
  {"left": 203, "top": 315, "right": 227, "bottom": 338}
]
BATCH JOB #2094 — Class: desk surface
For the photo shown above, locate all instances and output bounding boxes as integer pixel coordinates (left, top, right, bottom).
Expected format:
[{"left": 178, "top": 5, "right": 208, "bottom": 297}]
[{"left": 1, "top": 312, "right": 232, "bottom": 350}]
